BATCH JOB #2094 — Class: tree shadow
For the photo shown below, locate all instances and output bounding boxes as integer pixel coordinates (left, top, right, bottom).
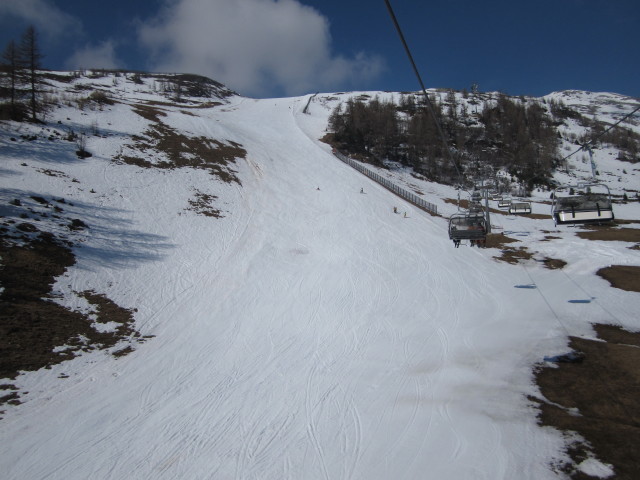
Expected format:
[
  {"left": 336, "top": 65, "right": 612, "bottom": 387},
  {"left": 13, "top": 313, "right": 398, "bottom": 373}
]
[{"left": 0, "top": 187, "right": 175, "bottom": 270}]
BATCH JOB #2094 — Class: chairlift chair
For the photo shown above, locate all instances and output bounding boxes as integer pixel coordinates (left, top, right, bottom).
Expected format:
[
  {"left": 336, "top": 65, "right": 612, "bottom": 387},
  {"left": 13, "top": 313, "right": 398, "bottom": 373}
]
[
  {"left": 508, "top": 201, "right": 532, "bottom": 214},
  {"left": 551, "top": 182, "right": 614, "bottom": 225},
  {"left": 497, "top": 197, "right": 512, "bottom": 208},
  {"left": 448, "top": 211, "right": 487, "bottom": 247}
]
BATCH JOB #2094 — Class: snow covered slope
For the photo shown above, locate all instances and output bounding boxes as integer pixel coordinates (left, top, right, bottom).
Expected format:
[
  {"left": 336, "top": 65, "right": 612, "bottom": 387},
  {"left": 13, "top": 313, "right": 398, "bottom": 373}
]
[{"left": 1, "top": 73, "right": 639, "bottom": 479}]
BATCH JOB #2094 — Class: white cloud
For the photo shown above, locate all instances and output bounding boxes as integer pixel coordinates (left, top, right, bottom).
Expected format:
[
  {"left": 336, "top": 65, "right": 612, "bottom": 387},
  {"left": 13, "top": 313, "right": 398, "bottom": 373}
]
[
  {"left": 0, "top": 0, "right": 82, "bottom": 39},
  {"left": 65, "top": 40, "right": 122, "bottom": 70},
  {"left": 137, "top": 0, "right": 384, "bottom": 97}
]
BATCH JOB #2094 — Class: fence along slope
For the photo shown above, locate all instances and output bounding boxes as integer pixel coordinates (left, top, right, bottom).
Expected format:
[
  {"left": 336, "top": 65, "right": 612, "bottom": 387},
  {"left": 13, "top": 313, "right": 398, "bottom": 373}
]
[{"left": 333, "top": 151, "right": 438, "bottom": 215}]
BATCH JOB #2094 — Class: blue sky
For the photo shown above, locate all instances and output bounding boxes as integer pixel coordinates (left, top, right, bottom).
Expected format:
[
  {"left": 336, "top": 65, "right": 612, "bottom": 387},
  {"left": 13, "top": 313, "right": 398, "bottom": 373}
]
[{"left": 1, "top": 0, "right": 638, "bottom": 99}]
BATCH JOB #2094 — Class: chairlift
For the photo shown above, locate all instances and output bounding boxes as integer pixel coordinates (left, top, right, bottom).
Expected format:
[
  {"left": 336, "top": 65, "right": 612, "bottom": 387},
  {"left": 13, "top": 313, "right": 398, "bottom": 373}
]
[
  {"left": 551, "top": 182, "right": 614, "bottom": 225},
  {"left": 448, "top": 211, "right": 487, "bottom": 248},
  {"left": 497, "top": 197, "right": 512, "bottom": 208},
  {"left": 508, "top": 201, "right": 532, "bottom": 215},
  {"left": 551, "top": 144, "right": 615, "bottom": 225}
]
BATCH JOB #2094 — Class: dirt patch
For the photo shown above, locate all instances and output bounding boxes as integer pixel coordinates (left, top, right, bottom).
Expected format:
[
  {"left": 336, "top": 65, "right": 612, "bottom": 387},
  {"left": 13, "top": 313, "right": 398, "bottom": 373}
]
[
  {"left": 186, "top": 190, "right": 223, "bottom": 218},
  {"left": 513, "top": 211, "right": 549, "bottom": 220},
  {"left": 122, "top": 104, "right": 245, "bottom": 184},
  {"left": 493, "top": 246, "right": 535, "bottom": 264},
  {"left": 485, "top": 233, "right": 534, "bottom": 264},
  {"left": 132, "top": 104, "right": 167, "bottom": 123},
  {"left": 36, "top": 168, "right": 69, "bottom": 179},
  {"left": 576, "top": 227, "right": 640, "bottom": 244},
  {"left": 486, "top": 234, "right": 566, "bottom": 269},
  {"left": 541, "top": 235, "right": 562, "bottom": 242},
  {"left": 1, "top": 199, "right": 145, "bottom": 415},
  {"left": 596, "top": 266, "right": 640, "bottom": 292},
  {"left": 0, "top": 235, "right": 141, "bottom": 375},
  {"left": 533, "top": 324, "right": 640, "bottom": 479},
  {"left": 542, "top": 257, "right": 567, "bottom": 270},
  {"left": 484, "top": 233, "right": 520, "bottom": 249}
]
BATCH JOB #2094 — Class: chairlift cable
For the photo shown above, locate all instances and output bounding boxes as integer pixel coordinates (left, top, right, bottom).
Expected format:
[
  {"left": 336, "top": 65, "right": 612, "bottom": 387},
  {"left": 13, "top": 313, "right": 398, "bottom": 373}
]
[
  {"left": 558, "top": 268, "right": 624, "bottom": 326},
  {"left": 383, "top": 0, "right": 464, "bottom": 186},
  {"left": 559, "top": 103, "right": 640, "bottom": 163}
]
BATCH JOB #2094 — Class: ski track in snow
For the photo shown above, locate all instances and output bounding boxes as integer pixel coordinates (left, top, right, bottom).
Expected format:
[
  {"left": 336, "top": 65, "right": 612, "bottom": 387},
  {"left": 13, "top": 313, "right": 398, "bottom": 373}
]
[{"left": 0, "top": 90, "right": 639, "bottom": 480}]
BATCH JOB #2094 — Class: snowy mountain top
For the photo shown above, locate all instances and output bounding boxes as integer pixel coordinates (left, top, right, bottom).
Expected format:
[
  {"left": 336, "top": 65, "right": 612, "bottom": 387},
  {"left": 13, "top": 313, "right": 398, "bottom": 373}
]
[{"left": 41, "top": 69, "right": 238, "bottom": 107}]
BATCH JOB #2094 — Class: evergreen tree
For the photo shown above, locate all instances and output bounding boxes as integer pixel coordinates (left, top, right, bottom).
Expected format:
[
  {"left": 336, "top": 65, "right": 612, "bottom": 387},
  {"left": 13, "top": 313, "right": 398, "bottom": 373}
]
[
  {"left": 328, "top": 89, "right": 559, "bottom": 186},
  {"left": 19, "top": 25, "right": 43, "bottom": 122}
]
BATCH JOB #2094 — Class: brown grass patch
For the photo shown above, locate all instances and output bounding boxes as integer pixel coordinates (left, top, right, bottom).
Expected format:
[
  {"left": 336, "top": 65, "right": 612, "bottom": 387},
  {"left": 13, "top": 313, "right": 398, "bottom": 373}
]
[
  {"left": 533, "top": 324, "right": 640, "bottom": 479},
  {"left": 0, "top": 235, "right": 140, "bottom": 381},
  {"left": 0, "top": 227, "right": 143, "bottom": 414},
  {"left": 132, "top": 104, "right": 167, "bottom": 123},
  {"left": 519, "top": 212, "right": 549, "bottom": 220},
  {"left": 576, "top": 227, "right": 640, "bottom": 243},
  {"left": 596, "top": 265, "right": 640, "bottom": 292},
  {"left": 484, "top": 233, "right": 520, "bottom": 249},
  {"left": 493, "top": 246, "right": 534, "bottom": 264},
  {"left": 36, "top": 168, "right": 69, "bottom": 179},
  {"left": 542, "top": 257, "right": 567, "bottom": 270},
  {"left": 186, "top": 190, "right": 223, "bottom": 218},
  {"left": 485, "top": 233, "right": 535, "bottom": 264},
  {"left": 487, "top": 234, "right": 565, "bottom": 268},
  {"left": 121, "top": 106, "right": 245, "bottom": 184}
]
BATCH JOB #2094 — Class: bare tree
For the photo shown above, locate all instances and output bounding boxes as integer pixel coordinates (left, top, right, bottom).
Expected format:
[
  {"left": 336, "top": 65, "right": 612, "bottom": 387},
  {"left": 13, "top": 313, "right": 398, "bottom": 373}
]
[{"left": 19, "top": 25, "right": 43, "bottom": 122}]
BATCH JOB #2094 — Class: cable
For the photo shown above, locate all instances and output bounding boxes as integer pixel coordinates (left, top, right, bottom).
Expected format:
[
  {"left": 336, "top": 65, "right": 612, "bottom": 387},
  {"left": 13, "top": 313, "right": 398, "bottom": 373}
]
[
  {"left": 558, "top": 268, "right": 624, "bottom": 326},
  {"left": 559, "top": 103, "right": 640, "bottom": 164},
  {"left": 383, "top": 0, "right": 464, "bottom": 186}
]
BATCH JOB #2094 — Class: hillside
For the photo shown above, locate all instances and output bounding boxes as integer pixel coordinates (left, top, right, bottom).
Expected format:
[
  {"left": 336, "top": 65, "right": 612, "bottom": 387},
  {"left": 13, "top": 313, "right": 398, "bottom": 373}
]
[{"left": 1, "top": 71, "right": 640, "bottom": 479}]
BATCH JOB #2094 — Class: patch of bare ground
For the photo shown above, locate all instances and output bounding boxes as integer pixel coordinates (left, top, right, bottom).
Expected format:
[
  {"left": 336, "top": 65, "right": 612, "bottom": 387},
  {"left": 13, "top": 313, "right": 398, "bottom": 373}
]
[
  {"left": 484, "top": 233, "right": 520, "bottom": 249},
  {"left": 141, "top": 101, "right": 223, "bottom": 110},
  {"left": 542, "top": 257, "right": 567, "bottom": 270},
  {"left": 0, "top": 201, "right": 146, "bottom": 415},
  {"left": 596, "top": 266, "right": 640, "bottom": 292},
  {"left": 493, "top": 246, "right": 535, "bottom": 264},
  {"left": 186, "top": 190, "right": 223, "bottom": 218},
  {"left": 532, "top": 324, "right": 640, "bottom": 479},
  {"left": 486, "top": 234, "right": 534, "bottom": 264},
  {"left": 487, "top": 234, "right": 567, "bottom": 269},
  {"left": 576, "top": 226, "right": 640, "bottom": 244},
  {"left": 120, "top": 104, "right": 246, "bottom": 184}
]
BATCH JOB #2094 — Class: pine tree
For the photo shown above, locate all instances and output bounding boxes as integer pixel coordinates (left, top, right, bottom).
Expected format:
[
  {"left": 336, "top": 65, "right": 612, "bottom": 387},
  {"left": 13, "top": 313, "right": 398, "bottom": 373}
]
[{"left": 19, "top": 26, "right": 43, "bottom": 122}]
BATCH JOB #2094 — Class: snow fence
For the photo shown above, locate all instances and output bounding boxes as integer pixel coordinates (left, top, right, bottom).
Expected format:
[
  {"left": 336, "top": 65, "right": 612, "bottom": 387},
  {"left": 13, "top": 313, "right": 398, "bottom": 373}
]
[{"left": 333, "top": 151, "right": 438, "bottom": 215}]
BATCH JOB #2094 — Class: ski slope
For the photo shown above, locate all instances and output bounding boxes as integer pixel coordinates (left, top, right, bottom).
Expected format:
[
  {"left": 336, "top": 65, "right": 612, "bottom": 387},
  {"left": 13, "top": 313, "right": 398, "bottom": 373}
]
[{"left": 1, "top": 83, "right": 640, "bottom": 479}]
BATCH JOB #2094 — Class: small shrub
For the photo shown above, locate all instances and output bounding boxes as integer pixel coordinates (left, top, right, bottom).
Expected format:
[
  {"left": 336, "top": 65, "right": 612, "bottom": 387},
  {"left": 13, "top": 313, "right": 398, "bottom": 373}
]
[{"left": 88, "top": 90, "right": 114, "bottom": 105}]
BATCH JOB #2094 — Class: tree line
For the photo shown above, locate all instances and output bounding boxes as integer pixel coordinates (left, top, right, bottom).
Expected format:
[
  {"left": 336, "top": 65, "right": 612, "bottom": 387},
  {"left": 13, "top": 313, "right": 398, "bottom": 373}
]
[
  {"left": 328, "top": 91, "right": 562, "bottom": 189},
  {"left": 1, "top": 26, "right": 44, "bottom": 122}
]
